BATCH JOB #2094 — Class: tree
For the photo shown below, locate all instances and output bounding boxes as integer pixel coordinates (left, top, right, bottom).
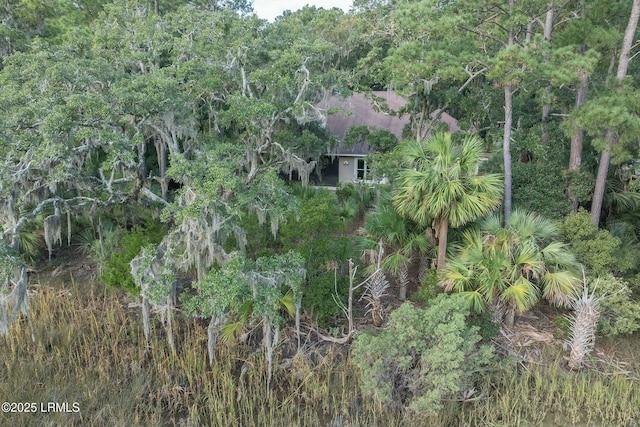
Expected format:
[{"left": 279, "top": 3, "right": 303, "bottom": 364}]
[
  {"left": 0, "top": 39, "right": 163, "bottom": 332},
  {"left": 442, "top": 210, "right": 580, "bottom": 325},
  {"left": 123, "top": 6, "right": 356, "bottom": 363},
  {"left": 393, "top": 132, "right": 503, "bottom": 272},
  {"left": 589, "top": 0, "right": 640, "bottom": 226},
  {"left": 383, "top": 0, "right": 598, "bottom": 223},
  {"left": 561, "top": 209, "right": 636, "bottom": 277},
  {"left": 352, "top": 296, "right": 494, "bottom": 415},
  {"left": 180, "top": 251, "right": 305, "bottom": 388},
  {"left": 359, "top": 190, "right": 428, "bottom": 300}
]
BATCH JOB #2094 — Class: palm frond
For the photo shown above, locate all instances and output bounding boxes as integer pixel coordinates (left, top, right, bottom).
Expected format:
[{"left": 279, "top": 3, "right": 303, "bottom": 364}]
[
  {"left": 381, "top": 252, "right": 411, "bottom": 276},
  {"left": 542, "top": 271, "right": 579, "bottom": 308},
  {"left": 441, "top": 259, "right": 475, "bottom": 293},
  {"left": 220, "top": 321, "right": 244, "bottom": 344},
  {"left": 460, "top": 290, "right": 486, "bottom": 314},
  {"left": 500, "top": 277, "right": 539, "bottom": 313},
  {"left": 608, "top": 190, "right": 640, "bottom": 212},
  {"left": 514, "top": 244, "right": 544, "bottom": 280},
  {"left": 541, "top": 241, "right": 579, "bottom": 269},
  {"left": 508, "top": 209, "right": 558, "bottom": 243},
  {"left": 279, "top": 289, "right": 296, "bottom": 318}
]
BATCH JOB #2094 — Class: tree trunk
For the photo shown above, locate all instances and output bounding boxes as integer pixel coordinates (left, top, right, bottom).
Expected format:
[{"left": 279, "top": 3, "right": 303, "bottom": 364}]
[
  {"left": 436, "top": 216, "right": 449, "bottom": 272},
  {"left": 568, "top": 70, "right": 588, "bottom": 211},
  {"left": 568, "top": 76, "right": 588, "bottom": 173},
  {"left": 591, "top": 0, "right": 640, "bottom": 226},
  {"left": 504, "top": 308, "right": 515, "bottom": 328},
  {"left": 398, "top": 264, "right": 409, "bottom": 301},
  {"left": 155, "top": 139, "right": 168, "bottom": 201},
  {"left": 591, "top": 133, "right": 613, "bottom": 226},
  {"left": 503, "top": 84, "right": 513, "bottom": 223},
  {"left": 540, "top": 7, "right": 554, "bottom": 145},
  {"left": 418, "top": 254, "right": 429, "bottom": 284}
]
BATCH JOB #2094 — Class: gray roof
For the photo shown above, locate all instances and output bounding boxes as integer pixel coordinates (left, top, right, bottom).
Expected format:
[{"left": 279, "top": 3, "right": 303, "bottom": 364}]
[{"left": 319, "top": 91, "right": 459, "bottom": 156}]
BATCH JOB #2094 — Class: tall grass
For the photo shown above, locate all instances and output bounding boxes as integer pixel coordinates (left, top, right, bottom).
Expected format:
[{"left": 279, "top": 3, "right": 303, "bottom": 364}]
[
  {"left": 0, "top": 273, "right": 638, "bottom": 426},
  {"left": 460, "top": 351, "right": 640, "bottom": 427},
  {"left": 0, "top": 275, "right": 403, "bottom": 426}
]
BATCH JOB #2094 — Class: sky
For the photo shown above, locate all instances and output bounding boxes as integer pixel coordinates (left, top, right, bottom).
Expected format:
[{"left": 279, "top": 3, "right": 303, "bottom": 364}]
[{"left": 252, "top": 0, "right": 353, "bottom": 22}]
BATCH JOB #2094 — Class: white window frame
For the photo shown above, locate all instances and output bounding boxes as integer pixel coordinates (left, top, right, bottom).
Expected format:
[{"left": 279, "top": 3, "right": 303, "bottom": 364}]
[{"left": 354, "top": 157, "right": 369, "bottom": 181}]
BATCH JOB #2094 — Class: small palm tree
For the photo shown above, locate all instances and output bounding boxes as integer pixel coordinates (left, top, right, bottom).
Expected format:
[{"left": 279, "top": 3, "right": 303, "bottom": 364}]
[
  {"left": 442, "top": 210, "right": 580, "bottom": 325},
  {"left": 359, "top": 191, "right": 428, "bottom": 300},
  {"left": 393, "top": 132, "right": 503, "bottom": 272}
]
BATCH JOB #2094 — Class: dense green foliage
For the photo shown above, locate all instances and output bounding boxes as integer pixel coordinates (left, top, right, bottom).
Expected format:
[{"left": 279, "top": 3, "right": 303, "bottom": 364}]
[
  {"left": 588, "top": 274, "right": 640, "bottom": 336},
  {"left": 352, "top": 296, "right": 494, "bottom": 415},
  {"left": 100, "top": 219, "right": 164, "bottom": 293},
  {"left": 0, "top": 0, "right": 638, "bottom": 424},
  {"left": 238, "top": 186, "right": 353, "bottom": 325},
  {"left": 561, "top": 209, "right": 636, "bottom": 277},
  {"left": 442, "top": 210, "right": 580, "bottom": 322}
]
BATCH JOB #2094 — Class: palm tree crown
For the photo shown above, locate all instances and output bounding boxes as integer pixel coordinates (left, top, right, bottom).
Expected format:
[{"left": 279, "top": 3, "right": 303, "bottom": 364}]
[
  {"left": 441, "top": 210, "right": 581, "bottom": 324},
  {"left": 393, "top": 132, "right": 503, "bottom": 271},
  {"left": 359, "top": 190, "right": 428, "bottom": 300}
]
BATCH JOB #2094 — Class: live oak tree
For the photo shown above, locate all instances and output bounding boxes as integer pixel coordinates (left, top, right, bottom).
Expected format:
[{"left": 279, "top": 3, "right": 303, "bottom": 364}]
[
  {"left": 124, "top": 6, "right": 355, "bottom": 367},
  {"left": 0, "top": 39, "right": 166, "bottom": 331},
  {"left": 180, "top": 251, "right": 305, "bottom": 387},
  {"left": 0, "top": 3, "right": 352, "bottom": 344}
]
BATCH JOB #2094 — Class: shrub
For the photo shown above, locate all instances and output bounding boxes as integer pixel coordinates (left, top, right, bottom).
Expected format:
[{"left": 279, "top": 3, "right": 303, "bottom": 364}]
[
  {"left": 590, "top": 274, "right": 640, "bottom": 336},
  {"left": 352, "top": 295, "right": 494, "bottom": 416},
  {"left": 233, "top": 187, "right": 354, "bottom": 326},
  {"left": 99, "top": 219, "right": 164, "bottom": 294},
  {"left": 278, "top": 188, "right": 353, "bottom": 325},
  {"left": 561, "top": 209, "right": 633, "bottom": 277},
  {"left": 301, "top": 271, "right": 348, "bottom": 326},
  {"left": 410, "top": 267, "right": 439, "bottom": 304}
]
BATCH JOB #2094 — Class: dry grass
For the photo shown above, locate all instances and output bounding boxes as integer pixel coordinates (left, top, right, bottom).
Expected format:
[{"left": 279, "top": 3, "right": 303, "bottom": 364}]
[
  {"left": 459, "top": 345, "right": 640, "bottom": 427},
  {"left": 0, "top": 272, "right": 404, "bottom": 426},
  {"left": 1, "top": 267, "right": 638, "bottom": 427}
]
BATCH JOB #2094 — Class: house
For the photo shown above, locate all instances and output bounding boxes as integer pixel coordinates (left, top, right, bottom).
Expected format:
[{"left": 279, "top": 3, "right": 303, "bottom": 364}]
[{"left": 317, "top": 90, "right": 460, "bottom": 185}]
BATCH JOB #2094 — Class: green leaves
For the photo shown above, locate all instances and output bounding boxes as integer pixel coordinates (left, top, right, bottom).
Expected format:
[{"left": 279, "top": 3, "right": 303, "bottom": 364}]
[
  {"left": 395, "top": 133, "right": 503, "bottom": 228},
  {"left": 561, "top": 209, "right": 635, "bottom": 277},
  {"left": 181, "top": 251, "right": 305, "bottom": 328},
  {"left": 443, "top": 209, "right": 580, "bottom": 317},
  {"left": 352, "top": 295, "right": 494, "bottom": 415}
]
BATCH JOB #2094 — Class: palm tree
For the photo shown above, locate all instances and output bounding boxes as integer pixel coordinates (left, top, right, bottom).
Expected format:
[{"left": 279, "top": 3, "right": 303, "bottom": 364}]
[
  {"left": 442, "top": 210, "right": 581, "bottom": 325},
  {"left": 393, "top": 132, "right": 503, "bottom": 272},
  {"left": 359, "top": 191, "right": 428, "bottom": 300}
]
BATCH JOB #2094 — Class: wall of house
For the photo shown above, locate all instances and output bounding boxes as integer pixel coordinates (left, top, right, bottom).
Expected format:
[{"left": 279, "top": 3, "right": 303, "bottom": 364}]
[{"left": 338, "top": 156, "right": 356, "bottom": 183}]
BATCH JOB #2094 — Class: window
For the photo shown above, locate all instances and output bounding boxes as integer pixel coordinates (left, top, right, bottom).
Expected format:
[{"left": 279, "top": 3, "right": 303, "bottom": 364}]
[{"left": 355, "top": 158, "right": 370, "bottom": 180}]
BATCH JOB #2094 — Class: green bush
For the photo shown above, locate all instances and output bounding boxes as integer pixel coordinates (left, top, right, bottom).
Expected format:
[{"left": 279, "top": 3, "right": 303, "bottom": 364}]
[
  {"left": 278, "top": 188, "right": 354, "bottom": 325},
  {"left": 352, "top": 295, "right": 494, "bottom": 416},
  {"left": 410, "top": 267, "right": 439, "bottom": 304},
  {"left": 553, "top": 313, "right": 572, "bottom": 339},
  {"left": 561, "top": 209, "right": 633, "bottom": 277},
  {"left": 234, "top": 187, "right": 355, "bottom": 326},
  {"left": 335, "top": 182, "right": 375, "bottom": 214},
  {"left": 468, "top": 312, "right": 501, "bottom": 341},
  {"left": 590, "top": 274, "right": 640, "bottom": 336},
  {"left": 301, "top": 271, "right": 348, "bottom": 325},
  {"left": 99, "top": 219, "right": 164, "bottom": 294}
]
